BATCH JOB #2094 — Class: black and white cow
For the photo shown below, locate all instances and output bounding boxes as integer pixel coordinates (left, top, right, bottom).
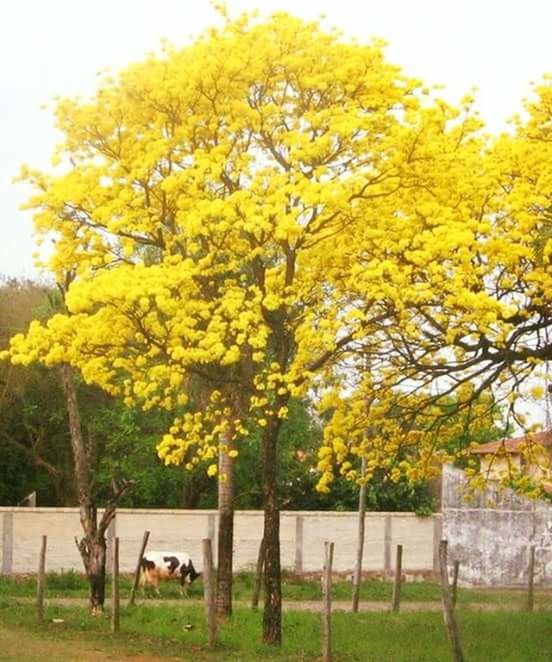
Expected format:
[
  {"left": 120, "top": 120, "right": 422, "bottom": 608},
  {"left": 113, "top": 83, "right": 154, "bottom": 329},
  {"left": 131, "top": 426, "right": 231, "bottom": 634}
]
[{"left": 140, "top": 551, "right": 201, "bottom": 596}]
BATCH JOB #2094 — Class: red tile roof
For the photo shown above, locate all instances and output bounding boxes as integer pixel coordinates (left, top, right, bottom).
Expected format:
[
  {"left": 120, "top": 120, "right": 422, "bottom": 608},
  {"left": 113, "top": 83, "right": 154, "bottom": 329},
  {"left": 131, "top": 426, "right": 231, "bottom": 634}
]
[{"left": 470, "top": 430, "right": 552, "bottom": 454}]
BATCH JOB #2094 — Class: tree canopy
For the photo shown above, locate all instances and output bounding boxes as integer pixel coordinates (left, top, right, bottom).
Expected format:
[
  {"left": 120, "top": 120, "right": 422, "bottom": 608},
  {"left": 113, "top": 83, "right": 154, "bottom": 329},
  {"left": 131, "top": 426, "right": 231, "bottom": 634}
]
[
  {"left": 7, "top": 12, "right": 506, "bottom": 477},
  {"left": 314, "top": 79, "right": 551, "bottom": 491},
  {"left": 3, "top": 10, "right": 550, "bottom": 644}
]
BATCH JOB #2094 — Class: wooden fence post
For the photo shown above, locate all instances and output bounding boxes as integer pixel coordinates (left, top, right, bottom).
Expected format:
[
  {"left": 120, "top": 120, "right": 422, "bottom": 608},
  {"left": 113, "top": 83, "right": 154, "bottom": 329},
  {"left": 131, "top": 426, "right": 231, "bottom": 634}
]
[
  {"left": 322, "top": 541, "right": 335, "bottom": 662},
  {"left": 528, "top": 545, "right": 535, "bottom": 612},
  {"left": 36, "top": 535, "right": 47, "bottom": 625},
  {"left": 203, "top": 538, "right": 217, "bottom": 647},
  {"left": 452, "top": 560, "right": 460, "bottom": 609},
  {"left": 392, "top": 544, "right": 403, "bottom": 612},
  {"left": 251, "top": 537, "right": 265, "bottom": 611},
  {"left": 111, "top": 537, "right": 120, "bottom": 632},
  {"left": 439, "top": 540, "right": 464, "bottom": 662},
  {"left": 352, "top": 456, "right": 367, "bottom": 612},
  {"left": 128, "top": 530, "right": 150, "bottom": 606}
]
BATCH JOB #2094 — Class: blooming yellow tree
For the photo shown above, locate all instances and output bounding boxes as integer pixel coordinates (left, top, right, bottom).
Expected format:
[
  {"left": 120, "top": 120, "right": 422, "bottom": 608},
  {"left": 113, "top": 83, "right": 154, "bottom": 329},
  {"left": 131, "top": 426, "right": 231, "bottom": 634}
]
[
  {"left": 315, "top": 78, "right": 552, "bottom": 494},
  {"left": 6, "top": 12, "right": 493, "bottom": 643}
]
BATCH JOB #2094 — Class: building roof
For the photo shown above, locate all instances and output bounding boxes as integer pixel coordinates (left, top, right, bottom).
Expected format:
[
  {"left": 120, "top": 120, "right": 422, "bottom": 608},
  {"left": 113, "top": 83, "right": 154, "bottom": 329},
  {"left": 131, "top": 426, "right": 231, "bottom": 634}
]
[{"left": 470, "top": 430, "right": 552, "bottom": 455}]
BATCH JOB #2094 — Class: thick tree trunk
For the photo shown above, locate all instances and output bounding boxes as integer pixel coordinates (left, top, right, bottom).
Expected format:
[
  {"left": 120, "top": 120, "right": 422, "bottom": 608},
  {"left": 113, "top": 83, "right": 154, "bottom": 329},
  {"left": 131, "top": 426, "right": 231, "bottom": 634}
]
[
  {"left": 251, "top": 536, "right": 266, "bottom": 610},
  {"left": 262, "top": 418, "right": 282, "bottom": 646},
  {"left": 216, "top": 434, "right": 235, "bottom": 618},
  {"left": 61, "top": 364, "right": 103, "bottom": 611},
  {"left": 76, "top": 529, "right": 107, "bottom": 614}
]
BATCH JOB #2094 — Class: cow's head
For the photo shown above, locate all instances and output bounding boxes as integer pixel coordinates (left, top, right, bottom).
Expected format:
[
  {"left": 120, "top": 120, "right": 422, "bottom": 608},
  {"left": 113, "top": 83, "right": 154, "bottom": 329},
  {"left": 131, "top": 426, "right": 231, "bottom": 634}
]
[
  {"left": 178, "top": 559, "right": 201, "bottom": 586},
  {"left": 188, "top": 564, "right": 201, "bottom": 583}
]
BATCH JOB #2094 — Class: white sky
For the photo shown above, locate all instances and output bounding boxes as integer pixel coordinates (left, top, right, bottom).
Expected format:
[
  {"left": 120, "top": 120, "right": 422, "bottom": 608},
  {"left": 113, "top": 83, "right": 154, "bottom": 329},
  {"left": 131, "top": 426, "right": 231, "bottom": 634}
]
[{"left": 0, "top": 0, "right": 550, "bottom": 280}]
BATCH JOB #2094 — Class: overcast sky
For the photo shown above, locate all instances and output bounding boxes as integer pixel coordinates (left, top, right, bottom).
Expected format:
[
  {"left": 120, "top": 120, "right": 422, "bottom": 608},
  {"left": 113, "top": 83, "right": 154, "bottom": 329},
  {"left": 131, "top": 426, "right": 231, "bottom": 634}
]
[{"left": 1, "top": 0, "right": 550, "bottom": 279}]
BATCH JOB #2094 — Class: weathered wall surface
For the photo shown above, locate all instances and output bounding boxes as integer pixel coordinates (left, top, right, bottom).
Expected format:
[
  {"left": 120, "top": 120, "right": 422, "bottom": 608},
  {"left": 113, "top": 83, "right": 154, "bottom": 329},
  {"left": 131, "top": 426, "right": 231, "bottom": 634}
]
[
  {"left": 0, "top": 507, "right": 437, "bottom": 575},
  {"left": 442, "top": 464, "right": 552, "bottom": 587}
]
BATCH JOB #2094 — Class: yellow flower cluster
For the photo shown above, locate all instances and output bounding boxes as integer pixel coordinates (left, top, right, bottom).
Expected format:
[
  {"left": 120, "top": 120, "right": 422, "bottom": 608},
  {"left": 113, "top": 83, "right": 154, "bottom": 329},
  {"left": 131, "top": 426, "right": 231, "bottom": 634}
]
[{"left": 4, "top": 12, "right": 550, "bottom": 492}]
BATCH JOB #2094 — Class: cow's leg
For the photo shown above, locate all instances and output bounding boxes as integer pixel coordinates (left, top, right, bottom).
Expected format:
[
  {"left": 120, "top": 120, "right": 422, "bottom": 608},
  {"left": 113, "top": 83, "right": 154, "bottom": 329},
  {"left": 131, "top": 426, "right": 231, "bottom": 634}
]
[
  {"left": 139, "top": 578, "right": 146, "bottom": 598},
  {"left": 140, "top": 571, "right": 151, "bottom": 598},
  {"left": 140, "top": 561, "right": 159, "bottom": 599},
  {"left": 180, "top": 568, "right": 189, "bottom": 597},
  {"left": 145, "top": 571, "right": 160, "bottom": 598}
]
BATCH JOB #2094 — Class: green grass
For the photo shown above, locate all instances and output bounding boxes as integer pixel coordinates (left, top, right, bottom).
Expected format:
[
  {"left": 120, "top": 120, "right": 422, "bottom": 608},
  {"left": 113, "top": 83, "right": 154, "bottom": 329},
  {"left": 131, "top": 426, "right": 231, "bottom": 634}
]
[
  {"left": 0, "top": 571, "right": 134, "bottom": 598},
  {"left": 0, "top": 597, "right": 551, "bottom": 661},
  {"left": 0, "top": 570, "right": 548, "bottom": 609},
  {"left": 232, "top": 571, "right": 444, "bottom": 602}
]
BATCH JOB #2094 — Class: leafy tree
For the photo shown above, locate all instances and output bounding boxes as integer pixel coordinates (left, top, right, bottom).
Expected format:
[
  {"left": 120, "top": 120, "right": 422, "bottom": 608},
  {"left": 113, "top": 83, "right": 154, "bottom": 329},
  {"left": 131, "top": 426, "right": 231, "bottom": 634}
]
[
  {"left": 92, "top": 405, "right": 212, "bottom": 508},
  {"left": 0, "top": 363, "right": 74, "bottom": 505},
  {"left": 5, "top": 12, "right": 493, "bottom": 643},
  {"left": 316, "top": 81, "right": 551, "bottom": 497},
  {"left": 0, "top": 278, "right": 185, "bottom": 508},
  {"left": 0, "top": 279, "right": 74, "bottom": 505}
]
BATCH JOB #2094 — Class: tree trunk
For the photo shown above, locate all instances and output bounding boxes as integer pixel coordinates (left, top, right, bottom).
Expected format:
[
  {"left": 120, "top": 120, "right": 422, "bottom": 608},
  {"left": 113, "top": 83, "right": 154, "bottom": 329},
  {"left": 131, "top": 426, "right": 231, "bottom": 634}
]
[
  {"left": 77, "top": 530, "right": 107, "bottom": 614},
  {"left": 439, "top": 540, "right": 464, "bottom": 662},
  {"left": 262, "top": 418, "right": 282, "bottom": 646},
  {"left": 251, "top": 536, "right": 266, "bottom": 610},
  {"left": 60, "top": 364, "right": 132, "bottom": 613},
  {"left": 60, "top": 365, "right": 91, "bottom": 510},
  {"left": 216, "top": 434, "right": 235, "bottom": 618},
  {"left": 61, "top": 364, "right": 103, "bottom": 611}
]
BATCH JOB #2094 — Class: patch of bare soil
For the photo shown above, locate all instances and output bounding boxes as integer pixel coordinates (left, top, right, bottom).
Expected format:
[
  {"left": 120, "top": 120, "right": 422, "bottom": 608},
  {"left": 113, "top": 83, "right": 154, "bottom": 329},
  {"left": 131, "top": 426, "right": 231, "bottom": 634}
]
[
  {"left": 281, "top": 600, "right": 442, "bottom": 612},
  {"left": 15, "top": 595, "right": 541, "bottom": 612},
  {"left": 13, "top": 595, "right": 537, "bottom": 613}
]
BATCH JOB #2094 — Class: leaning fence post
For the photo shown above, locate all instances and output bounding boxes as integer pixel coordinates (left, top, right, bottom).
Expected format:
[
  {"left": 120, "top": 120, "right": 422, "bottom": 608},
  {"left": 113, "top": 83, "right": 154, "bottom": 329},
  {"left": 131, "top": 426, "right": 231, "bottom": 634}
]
[
  {"left": 36, "top": 535, "right": 47, "bottom": 624},
  {"left": 439, "top": 540, "right": 464, "bottom": 662},
  {"left": 392, "top": 544, "right": 403, "bottom": 612},
  {"left": 528, "top": 545, "right": 536, "bottom": 612},
  {"left": 128, "top": 530, "right": 150, "bottom": 606},
  {"left": 203, "top": 538, "right": 217, "bottom": 647},
  {"left": 322, "top": 541, "right": 335, "bottom": 662},
  {"left": 111, "top": 537, "right": 120, "bottom": 632}
]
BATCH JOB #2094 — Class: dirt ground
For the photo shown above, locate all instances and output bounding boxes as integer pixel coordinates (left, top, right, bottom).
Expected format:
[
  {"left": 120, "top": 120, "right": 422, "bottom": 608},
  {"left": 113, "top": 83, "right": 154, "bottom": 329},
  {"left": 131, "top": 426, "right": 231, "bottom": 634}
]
[{"left": 10, "top": 596, "right": 537, "bottom": 612}]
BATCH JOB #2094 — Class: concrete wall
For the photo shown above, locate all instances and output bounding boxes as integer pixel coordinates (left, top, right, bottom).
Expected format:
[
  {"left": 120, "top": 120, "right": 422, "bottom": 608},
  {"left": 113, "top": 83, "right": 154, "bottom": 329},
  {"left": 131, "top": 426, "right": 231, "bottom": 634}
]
[
  {"left": 0, "top": 507, "right": 438, "bottom": 575},
  {"left": 442, "top": 464, "right": 552, "bottom": 587}
]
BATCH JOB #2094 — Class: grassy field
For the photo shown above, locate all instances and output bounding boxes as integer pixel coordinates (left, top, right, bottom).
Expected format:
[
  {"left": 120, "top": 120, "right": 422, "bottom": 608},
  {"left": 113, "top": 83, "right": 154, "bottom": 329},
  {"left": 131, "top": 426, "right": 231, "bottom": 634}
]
[
  {"left": 0, "top": 597, "right": 551, "bottom": 661},
  {"left": 1, "top": 570, "right": 549, "bottom": 608},
  {"left": 2, "top": 572, "right": 551, "bottom": 659}
]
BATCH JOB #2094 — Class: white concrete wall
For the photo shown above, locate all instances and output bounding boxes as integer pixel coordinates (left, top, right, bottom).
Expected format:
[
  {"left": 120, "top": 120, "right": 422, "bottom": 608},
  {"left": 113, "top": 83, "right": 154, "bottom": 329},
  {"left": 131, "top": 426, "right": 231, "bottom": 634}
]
[
  {"left": 0, "top": 507, "right": 437, "bottom": 575},
  {"left": 442, "top": 464, "right": 552, "bottom": 587}
]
